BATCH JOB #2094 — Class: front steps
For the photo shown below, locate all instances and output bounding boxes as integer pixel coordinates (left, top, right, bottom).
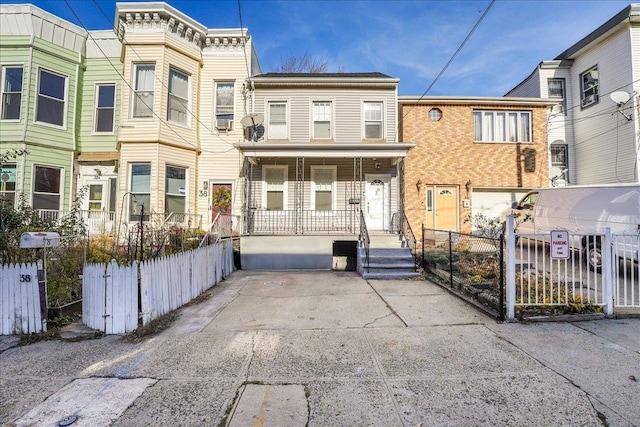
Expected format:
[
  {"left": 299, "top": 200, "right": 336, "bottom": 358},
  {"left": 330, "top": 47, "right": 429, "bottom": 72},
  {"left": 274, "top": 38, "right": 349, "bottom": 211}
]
[{"left": 358, "top": 232, "right": 420, "bottom": 280}]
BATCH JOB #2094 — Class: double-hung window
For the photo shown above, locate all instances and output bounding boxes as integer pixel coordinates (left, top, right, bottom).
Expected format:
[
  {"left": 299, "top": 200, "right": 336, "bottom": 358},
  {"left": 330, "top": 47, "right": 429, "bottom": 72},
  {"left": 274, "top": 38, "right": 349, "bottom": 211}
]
[
  {"left": 0, "top": 163, "right": 17, "bottom": 206},
  {"left": 36, "top": 69, "right": 67, "bottom": 127},
  {"left": 130, "top": 163, "right": 150, "bottom": 221},
  {"left": 364, "top": 102, "right": 383, "bottom": 139},
  {"left": 268, "top": 102, "right": 287, "bottom": 139},
  {"left": 168, "top": 68, "right": 189, "bottom": 125},
  {"left": 263, "top": 165, "right": 287, "bottom": 210},
  {"left": 88, "top": 184, "right": 103, "bottom": 211},
  {"left": 580, "top": 66, "right": 599, "bottom": 108},
  {"left": 94, "top": 83, "right": 116, "bottom": 133},
  {"left": 1, "top": 66, "right": 23, "bottom": 120},
  {"left": 473, "top": 110, "right": 531, "bottom": 142},
  {"left": 313, "top": 102, "right": 331, "bottom": 139},
  {"left": 132, "top": 64, "right": 155, "bottom": 118},
  {"left": 550, "top": 144, "right": 569, "bottom": 183},
  {"left": 214, "top": 82, "right": 234, "bottom": 131},
  {"left": 547, "top": 78, "right": 566, "bottom": 114},
  {"left": 311, "top": 166, "right": 336, "bottom": 211},
  {"left": 165, "top": 165, "right": 186, "bottom": 214},
  {"left": 33, "top": 166, "right": 62, "bottom": 210}
]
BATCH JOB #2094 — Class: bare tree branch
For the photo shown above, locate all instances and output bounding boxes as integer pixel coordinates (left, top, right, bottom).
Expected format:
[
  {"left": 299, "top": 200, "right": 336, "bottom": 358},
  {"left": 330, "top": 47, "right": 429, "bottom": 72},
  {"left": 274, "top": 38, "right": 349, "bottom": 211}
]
[{"left": 273, "top": 52, "right": 330, "bottom": 73}]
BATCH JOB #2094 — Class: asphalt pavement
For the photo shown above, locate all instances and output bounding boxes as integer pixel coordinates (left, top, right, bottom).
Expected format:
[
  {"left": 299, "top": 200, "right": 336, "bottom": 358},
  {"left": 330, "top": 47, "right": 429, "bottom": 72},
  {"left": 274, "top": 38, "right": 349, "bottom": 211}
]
[{"left": 1, "top": 270, "right": 638, "bottom": 426}]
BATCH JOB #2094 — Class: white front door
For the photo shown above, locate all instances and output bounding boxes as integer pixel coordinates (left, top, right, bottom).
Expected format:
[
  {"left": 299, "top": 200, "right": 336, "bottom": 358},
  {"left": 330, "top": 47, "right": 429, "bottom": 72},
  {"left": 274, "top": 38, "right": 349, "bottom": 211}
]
[{"left": 365, "top": 174, "right": 390, "bottom": 230}]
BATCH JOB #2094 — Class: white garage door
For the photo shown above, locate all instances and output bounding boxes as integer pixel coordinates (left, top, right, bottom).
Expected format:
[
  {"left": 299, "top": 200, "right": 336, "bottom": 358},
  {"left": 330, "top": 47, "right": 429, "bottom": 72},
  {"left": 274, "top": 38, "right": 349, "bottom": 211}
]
[{"left": 471, "top": 188, "right": 530, "bottom": 224}]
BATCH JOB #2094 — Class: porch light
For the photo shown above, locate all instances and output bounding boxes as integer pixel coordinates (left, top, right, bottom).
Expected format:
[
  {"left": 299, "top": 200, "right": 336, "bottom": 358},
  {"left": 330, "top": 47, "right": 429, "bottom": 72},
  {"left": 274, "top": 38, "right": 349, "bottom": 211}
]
[{"left": 416, "top": 179, "right": 423, "bottom": 193}]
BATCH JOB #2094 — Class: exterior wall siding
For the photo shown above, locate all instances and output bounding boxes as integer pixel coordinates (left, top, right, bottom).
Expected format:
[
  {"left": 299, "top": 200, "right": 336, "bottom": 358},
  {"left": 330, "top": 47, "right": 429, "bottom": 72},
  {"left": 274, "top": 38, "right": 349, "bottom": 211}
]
[
  {"left": 569, "top": 29, "right": 636, "bottom": 184},
  {"left": 254, "top": 87, "right": 397, "bottom": 143}
]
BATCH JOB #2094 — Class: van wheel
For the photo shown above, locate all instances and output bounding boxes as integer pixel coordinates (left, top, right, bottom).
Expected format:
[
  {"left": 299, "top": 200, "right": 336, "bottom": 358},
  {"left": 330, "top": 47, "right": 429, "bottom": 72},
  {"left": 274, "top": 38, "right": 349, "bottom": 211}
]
[{"left": 586, "top": 241, "right": 602, "bottom": 273}]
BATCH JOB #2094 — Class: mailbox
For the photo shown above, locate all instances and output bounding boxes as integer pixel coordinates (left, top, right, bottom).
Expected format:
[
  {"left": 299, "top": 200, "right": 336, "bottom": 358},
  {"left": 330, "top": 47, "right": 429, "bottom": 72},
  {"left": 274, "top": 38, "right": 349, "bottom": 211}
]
[{"left": 19, "top": 232, "right": 61, "bottom": 249}]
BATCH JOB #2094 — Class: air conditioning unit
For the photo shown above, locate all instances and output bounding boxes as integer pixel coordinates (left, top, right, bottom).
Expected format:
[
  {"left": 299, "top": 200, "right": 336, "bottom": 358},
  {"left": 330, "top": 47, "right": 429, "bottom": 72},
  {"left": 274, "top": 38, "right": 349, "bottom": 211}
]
[
  {"left": 216, "top": 119, "right": 233, "bottom": 131},
  {"left": 581, "top": 94, "right": 599, "bottom": 107}
]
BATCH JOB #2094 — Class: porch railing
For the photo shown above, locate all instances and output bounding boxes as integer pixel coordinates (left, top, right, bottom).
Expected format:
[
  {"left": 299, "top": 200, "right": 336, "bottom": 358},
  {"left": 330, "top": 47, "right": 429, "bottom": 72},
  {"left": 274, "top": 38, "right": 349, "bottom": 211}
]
[
  {"left": 247, "top": 209, "right": 359, "bottom": 235},
  {"left": 400, "top": 211, "right": 417, "bottom": 267},
  {"left": 359, "top": 210, "right": 370, "bottom": 272},
  {"left": 200, "top": 213, "right": 241, "bottom": 247}
]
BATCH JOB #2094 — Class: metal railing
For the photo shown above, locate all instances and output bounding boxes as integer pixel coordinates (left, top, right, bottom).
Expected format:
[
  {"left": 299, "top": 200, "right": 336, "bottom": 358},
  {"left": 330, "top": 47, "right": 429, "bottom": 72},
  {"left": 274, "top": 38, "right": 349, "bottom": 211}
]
[
  {"left": 421, "top": 226, "right": 505, "bottom": 321},
  {"left": 200, "top": 213, "right": 240, "bottom": 247},
  {"left": 400, "top": 211, "right": 417, "bottom": 267},
  {"left": 359, "top": 210, "right": 370, "bottom": 272},
  {"left": 247, "top": 209, "right": 359, "bottom": 235},
  {"left": 37, "top": 209, "right": 116, "bottom": 235}
]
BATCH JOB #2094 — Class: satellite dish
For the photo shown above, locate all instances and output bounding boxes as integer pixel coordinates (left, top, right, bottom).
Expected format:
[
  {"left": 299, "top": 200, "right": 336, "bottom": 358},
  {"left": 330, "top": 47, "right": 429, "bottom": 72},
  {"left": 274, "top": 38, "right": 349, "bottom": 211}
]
[
  {"left": 610, "top": 90, "right": 630, "bottom": 105},
  {"left": 240, "top": 113, "right": 264, "bottom": 128}
]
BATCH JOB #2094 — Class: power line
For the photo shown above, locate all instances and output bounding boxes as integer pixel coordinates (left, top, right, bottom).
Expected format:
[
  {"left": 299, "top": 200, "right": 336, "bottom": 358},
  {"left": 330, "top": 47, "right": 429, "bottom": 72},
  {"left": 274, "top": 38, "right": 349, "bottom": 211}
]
[{"left": 400, "top": 0, "right": 495, "bottom": 124}]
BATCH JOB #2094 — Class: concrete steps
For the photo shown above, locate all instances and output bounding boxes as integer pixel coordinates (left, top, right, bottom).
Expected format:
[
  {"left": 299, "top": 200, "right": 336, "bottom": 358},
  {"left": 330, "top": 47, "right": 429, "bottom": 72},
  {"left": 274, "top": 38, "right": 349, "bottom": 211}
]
[{"left": 358, "top": 232, "right": 420, "bottom": 280}]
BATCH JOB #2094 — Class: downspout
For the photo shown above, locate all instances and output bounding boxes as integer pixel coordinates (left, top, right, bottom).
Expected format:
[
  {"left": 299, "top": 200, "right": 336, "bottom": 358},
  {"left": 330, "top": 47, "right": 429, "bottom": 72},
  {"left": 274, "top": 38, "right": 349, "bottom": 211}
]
[
  {"left": 69, "top": 50, "right": 81, "bottom": 210},
  {"left": 20, "top": 36, "right": 36, "bottom": 196}
]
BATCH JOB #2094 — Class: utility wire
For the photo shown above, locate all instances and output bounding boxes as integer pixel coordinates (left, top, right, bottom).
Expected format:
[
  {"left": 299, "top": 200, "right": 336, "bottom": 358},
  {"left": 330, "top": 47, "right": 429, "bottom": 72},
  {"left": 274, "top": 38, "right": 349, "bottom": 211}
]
[{"left": 400, "top": 0, "right": 495, "bottom": 123}]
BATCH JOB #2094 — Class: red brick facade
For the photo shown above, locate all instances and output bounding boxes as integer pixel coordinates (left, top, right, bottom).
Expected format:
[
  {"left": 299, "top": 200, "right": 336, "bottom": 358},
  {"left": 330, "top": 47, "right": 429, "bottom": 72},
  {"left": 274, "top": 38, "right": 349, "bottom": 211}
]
[{"left": 400, "top": 100, "right": 549, "bottom": 234}]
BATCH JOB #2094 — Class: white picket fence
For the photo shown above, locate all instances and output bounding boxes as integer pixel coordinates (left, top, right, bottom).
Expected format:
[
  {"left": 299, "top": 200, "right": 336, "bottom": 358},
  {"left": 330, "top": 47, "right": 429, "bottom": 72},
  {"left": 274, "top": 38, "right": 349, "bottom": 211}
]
[
  {"left": 83, "top": 240, "right": 234, "bottom": 334},
  {"left": 0, "top": 262, "right": 44, "bottom": 335},
  {"left": 505, "top": 216, "right": 640, "bottom": 319}
]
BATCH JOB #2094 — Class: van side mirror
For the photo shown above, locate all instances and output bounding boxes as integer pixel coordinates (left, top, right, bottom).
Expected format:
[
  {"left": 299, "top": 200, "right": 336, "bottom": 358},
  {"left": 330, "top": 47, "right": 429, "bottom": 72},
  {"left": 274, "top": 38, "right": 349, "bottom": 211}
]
[{"left": 511, "top": 201, "right": 520, "bottom": 209}]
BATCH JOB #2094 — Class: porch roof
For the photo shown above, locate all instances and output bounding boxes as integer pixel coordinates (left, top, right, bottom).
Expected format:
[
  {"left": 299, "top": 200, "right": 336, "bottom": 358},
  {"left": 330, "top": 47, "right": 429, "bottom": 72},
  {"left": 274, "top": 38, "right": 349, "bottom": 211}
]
[{"left": 234, "top": 142, "right": 415, "bottom": 158}]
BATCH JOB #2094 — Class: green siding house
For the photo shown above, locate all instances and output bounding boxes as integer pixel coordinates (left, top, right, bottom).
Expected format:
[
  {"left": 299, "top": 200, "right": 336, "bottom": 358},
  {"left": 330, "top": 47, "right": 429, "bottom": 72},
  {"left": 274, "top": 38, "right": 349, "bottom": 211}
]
[{"left": 0, "top": 4, "right": 87, "bottom": 215}]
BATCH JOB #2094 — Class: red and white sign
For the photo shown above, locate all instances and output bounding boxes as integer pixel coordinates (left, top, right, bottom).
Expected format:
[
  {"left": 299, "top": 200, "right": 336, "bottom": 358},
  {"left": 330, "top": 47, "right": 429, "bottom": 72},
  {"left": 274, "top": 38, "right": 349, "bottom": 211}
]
[{"left": 550, "top": 230, "right": 569, "bottom": 259}]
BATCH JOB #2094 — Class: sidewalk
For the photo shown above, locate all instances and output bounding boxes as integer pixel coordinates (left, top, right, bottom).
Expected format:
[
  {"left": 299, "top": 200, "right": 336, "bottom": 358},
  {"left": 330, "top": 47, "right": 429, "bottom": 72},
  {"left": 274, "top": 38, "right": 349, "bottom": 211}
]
[{"left": 1, "top": 270, "right": 638, "bottom": 426}]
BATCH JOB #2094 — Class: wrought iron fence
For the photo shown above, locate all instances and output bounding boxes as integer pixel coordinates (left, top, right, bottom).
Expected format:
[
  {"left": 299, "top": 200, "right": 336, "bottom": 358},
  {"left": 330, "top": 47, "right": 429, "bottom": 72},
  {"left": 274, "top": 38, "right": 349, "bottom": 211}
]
[{"left": 421, "top": 226, "right": 505, "bottom": 321}]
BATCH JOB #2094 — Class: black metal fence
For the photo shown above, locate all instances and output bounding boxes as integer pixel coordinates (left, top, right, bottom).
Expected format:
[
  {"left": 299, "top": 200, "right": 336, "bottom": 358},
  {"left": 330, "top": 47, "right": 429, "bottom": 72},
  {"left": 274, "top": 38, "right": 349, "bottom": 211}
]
[{"left": 421, "top": 226, "right": 505, "bottom": 321}]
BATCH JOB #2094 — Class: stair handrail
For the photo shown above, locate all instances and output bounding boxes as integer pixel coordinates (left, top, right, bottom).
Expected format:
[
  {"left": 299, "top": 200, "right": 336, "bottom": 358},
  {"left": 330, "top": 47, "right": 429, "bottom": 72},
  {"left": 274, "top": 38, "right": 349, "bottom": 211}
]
[
  {"left": 359, "top": 210, "right": 370, "bottom": 271},
  {"left": 199, "top": 212, "right": 221, "bottom": 248},
  {"left": 400, "top": 211, "right": 418, "bottom": 269}
]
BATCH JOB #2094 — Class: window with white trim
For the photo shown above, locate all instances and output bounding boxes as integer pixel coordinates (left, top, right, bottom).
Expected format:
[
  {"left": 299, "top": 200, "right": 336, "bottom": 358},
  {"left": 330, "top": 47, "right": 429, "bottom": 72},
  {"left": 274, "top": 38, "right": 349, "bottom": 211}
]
[
  {"left": 36, "top": 69, "right": 67, "bottom": 126},
  {"left": 313, "top": 102, "right": 331, "bottom": 139},
  {"left": 364, "top": 102, "right": 383, "bottom": 139},
  {"left": 165, "top": 165, "right": 186, "bottom": 214},
  {"left": 129, "top": 163, "right": 150, "bottom": 221},
  {"left": 168, "top": 68, "right": 189, "bottom": 125},
  {"left": 94, "top": 83, "right": 116, "bottom": 133},
  {"left": 1, "top": 66, "right": 23, "bottom": 120},
  {"left": 268, "top": 102, "right": 287, "bottom": 139},
  {"left": 263, "top": 165, "right": 287, "bottom": 210},
  {"left": 214, "top": 82, "right": 234, "bottom": 131},
  {"left": 547, "top": 78, "right": 566, "bottom": 115},
  {"left": 550, "top": 144, "right": 569, "bottom": 184},
  {"left": 33, "top": 165, "right": 62, "bottom": 210},
  {"left": 473, "top": 110, "right": 531, "bottom": 142},
  {"left": 311, "top": 166, "right": 336, "bottom": 211},
  {"left": 132, "top": 64, "right": 155, "bottom": 118},
  {"left": 88, "top": 184, "right": 103, "bottom": 211},
  {"left": 580, "top": 66, "right": 598, "bottom": 108},
  {"left": 0, "top": 163, "right": 17, "bottom": 206}
]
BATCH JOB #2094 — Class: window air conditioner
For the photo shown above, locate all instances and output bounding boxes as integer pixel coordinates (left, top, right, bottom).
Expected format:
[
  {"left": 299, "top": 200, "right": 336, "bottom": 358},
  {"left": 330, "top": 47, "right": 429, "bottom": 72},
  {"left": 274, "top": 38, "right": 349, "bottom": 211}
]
[{"left": 216, "top": 119, "right": 233, "bottom": 131}]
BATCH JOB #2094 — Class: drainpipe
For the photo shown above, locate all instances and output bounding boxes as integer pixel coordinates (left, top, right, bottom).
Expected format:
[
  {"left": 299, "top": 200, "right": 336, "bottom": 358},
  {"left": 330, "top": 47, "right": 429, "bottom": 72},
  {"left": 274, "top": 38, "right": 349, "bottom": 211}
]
[{"left": 19, "top": 36, "right": 36, "bottom": 195}]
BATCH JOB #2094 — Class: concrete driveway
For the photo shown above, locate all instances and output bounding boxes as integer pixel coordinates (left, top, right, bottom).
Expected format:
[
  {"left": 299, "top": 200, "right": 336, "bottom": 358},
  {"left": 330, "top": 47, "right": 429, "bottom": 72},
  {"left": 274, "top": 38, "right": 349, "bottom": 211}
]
[{"left": 1, "top": 270, "right": 638, "bottom": 426}]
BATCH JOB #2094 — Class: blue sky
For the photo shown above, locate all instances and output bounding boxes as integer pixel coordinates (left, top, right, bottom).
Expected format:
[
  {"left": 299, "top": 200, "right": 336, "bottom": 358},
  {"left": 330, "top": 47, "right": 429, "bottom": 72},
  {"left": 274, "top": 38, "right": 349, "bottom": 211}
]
[{"left": 3, "top": 0, "right": 632, "bottom": 95}]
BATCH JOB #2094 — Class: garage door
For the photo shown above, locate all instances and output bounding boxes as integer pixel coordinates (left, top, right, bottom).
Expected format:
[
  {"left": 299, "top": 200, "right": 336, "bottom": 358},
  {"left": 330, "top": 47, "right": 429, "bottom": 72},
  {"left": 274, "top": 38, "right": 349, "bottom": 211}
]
[{"left": 471, "top": 188, "right": 530, "bottom": 224}]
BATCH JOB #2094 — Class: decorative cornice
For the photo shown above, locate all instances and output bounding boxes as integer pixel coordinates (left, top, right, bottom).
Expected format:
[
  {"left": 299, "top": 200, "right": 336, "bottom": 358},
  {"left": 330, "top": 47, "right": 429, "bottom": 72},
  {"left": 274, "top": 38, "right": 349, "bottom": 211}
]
[
  {"left": 117, "top": 8, "right": 206, "bottom": 48},
  {"left": 203, "top": 34, "right": 249, "bottom": 53}
]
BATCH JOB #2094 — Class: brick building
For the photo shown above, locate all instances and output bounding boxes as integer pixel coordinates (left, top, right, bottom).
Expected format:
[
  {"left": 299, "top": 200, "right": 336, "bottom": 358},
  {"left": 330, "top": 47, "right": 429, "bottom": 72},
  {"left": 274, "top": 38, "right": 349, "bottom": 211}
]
[{"left": 399, "top": 97, "right": 553, "bottom": 235}]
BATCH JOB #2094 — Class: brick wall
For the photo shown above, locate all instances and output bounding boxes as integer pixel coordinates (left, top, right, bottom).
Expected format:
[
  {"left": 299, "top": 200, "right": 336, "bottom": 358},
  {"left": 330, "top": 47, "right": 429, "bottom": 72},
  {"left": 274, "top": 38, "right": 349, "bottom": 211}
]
[{"left": 400, "top": 102, "right": 549, "bottom": 234}]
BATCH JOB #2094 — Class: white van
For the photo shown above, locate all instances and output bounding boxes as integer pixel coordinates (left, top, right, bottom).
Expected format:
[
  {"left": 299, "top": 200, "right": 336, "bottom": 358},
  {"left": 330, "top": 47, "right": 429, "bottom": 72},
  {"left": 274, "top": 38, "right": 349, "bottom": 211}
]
[{"left": 502, "top": 184, "right": 640, "bottom": 271}]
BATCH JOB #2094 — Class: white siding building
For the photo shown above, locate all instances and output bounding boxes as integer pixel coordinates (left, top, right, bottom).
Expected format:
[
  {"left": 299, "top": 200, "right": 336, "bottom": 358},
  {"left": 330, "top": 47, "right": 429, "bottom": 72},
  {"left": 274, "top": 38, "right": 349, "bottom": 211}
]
[{"left": 507, "top": 3, "right": 640, "bottom": 185}]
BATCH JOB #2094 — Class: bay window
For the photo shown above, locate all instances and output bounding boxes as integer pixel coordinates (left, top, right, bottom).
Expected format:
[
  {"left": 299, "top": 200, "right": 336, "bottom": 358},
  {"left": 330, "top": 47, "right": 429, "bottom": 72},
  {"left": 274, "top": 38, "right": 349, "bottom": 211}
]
[
  {"left": 36, "top": 69, "right": 67, "bottom": 126},
  {"left": 130, "top": 163, "right": 150, "bottom": 221},
  {"left": 165, "top": 165, "right": 186, "bottom": 214},
  {"left": 132, "top": 64, "right": 155, "bottom": 118},
  {"left": 168, "top": 68, "right": 189, "bottom": 125},
  {"left": 1, "top": 66, "right": 23, "bottom": 120},
  {"left": 33, "top": 166, "right": 62, "bottom": 210}
]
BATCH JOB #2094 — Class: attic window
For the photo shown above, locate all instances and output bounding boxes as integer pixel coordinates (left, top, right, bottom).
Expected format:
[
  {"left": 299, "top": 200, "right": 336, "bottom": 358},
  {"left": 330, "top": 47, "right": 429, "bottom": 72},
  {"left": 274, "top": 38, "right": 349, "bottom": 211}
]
[{"left": 428, "top": 108, "right": 442, "bottom": 121}]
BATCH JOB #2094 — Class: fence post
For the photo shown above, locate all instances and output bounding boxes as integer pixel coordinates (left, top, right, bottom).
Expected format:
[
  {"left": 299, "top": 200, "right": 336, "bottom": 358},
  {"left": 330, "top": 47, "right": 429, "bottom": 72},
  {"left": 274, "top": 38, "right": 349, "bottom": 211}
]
[
  {"left": 448, "top": 231, "right": 453, "bottom": 288},
  {"left": 506, "top": 215, "right": 516, "bottom": 321},
  {"left": 421, "top": 224, "right": 425, "bottom": 270},
  {"left": 499, "top": 233, "right": 505, "bottom": 322},
  {"left": 602, "top": 227, "right": 613, "bottom": 315}
]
